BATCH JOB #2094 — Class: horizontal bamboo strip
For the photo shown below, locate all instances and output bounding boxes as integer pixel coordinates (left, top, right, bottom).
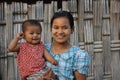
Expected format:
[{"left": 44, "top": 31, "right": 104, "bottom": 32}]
[{"left": 87, "top": 74, "right": 112, "bottom": 80}]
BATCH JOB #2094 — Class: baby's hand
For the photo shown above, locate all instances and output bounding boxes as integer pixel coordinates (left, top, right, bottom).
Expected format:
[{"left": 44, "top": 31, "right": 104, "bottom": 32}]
[
  {"left": 16, "top": 33, "right": 24, "bottom": 40},
  {"left": 51, "top": 60, "right": 58, "bottom": 66}
]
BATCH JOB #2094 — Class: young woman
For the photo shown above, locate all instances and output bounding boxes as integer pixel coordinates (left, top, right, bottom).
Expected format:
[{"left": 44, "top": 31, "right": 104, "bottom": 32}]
[{"left": 44, "top": 11, "right": 90, "bottom": 80}]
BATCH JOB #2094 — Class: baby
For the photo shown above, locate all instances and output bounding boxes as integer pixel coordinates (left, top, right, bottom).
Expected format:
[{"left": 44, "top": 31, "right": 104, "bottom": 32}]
[{"left": 8, "top": 20, "right": 57, "bottom": 80}]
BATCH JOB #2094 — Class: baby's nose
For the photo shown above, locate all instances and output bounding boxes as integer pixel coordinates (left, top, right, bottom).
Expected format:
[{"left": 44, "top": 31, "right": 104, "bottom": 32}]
[{"left": 33, "top": 33, "right": 38, "bottom": 36}]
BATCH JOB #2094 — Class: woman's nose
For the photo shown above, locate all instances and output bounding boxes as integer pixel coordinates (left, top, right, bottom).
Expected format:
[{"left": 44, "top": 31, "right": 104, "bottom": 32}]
[{"left": 58, "top": 29, "right": 63, "bottom": 33}]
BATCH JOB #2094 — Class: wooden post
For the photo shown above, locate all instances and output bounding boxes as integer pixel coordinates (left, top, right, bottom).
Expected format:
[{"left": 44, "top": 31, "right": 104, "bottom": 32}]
[
  {"left": 78, "top": 0, "right": 84, "bottom": 42},
  {"left": 102, "top": 0, "right": 111, "bottom": 79},
  {"left": 93, "top": 0, "right": 103, "bottom": 80},
  {"left": 5, "top": 2, "right": 15, "bottom": 80},
  {"left": 110, "top": 0, "right": 120, "bottom": 80}
]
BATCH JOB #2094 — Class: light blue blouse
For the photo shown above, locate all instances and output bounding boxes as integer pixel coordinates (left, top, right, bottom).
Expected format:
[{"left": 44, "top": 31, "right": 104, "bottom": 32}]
[{"left": 45, "top": 44, "right": 90, "bottom": 80}]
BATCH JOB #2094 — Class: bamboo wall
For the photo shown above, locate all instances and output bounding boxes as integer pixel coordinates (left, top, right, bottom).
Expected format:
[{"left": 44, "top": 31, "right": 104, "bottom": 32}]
[{"left": 0, "top": 0, "right": 120, "bottom": 80}]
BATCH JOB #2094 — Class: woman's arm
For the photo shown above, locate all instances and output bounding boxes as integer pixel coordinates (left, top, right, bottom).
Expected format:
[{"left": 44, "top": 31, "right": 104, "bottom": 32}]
[
  {"left": 73, "top": 50, "right": 90, "bottom": 80},
  {"left": 74, "top": 71, "right": 86, "bottom": 80}
]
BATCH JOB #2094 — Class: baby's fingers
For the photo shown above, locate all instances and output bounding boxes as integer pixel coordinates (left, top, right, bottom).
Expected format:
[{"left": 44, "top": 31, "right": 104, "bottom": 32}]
[
  {"left": 17, "top": 33, "right": 24, "bottom": 39},
  {"left": 51, "top": 60, "right": 58, "bottom": 66}
]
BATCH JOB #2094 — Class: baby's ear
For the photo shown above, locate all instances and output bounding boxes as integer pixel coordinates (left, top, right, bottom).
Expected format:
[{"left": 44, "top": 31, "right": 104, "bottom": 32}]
[
  {"left": 21, "top": 33, "right": 25, "bottom": 38},
  {"left": 23, "top": 34, "right": 25, "bottom": 38}
]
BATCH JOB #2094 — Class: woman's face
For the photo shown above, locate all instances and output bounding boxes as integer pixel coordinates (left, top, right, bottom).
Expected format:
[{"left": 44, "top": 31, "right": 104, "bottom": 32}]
[{"left": 51, "top": 17, "right": 74, "bottom": 44}]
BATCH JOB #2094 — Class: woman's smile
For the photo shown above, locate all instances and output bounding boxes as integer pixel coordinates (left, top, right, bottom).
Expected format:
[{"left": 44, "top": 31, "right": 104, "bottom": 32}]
[{"left": 56, "top": 35, "right": 65, "bottom": 39}]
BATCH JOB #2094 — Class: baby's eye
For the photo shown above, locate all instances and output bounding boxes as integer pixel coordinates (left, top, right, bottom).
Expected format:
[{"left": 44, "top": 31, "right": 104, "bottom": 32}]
[
  {"left": 30, "top": 33, "right": 34, "bottom": 34},
  {"left": 37, "top": 33, "right": 40, "bottom": 34}
]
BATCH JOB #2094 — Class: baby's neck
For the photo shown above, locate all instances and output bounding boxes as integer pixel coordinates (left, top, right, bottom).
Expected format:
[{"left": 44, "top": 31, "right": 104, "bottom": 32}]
[{"left": 26, "top": 42, "right": 39, "bottom": 47}]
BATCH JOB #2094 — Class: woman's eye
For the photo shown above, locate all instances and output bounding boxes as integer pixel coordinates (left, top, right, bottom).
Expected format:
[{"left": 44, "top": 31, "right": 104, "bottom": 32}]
[
  {"left": 64, "top": 27, "right": 68, "bottom": 29},
  {"left": 53, "top": 26, "right": 58, "bottom": 29},
  {"left": 63, "top": 26, "right": 69, "bottom": 29}
]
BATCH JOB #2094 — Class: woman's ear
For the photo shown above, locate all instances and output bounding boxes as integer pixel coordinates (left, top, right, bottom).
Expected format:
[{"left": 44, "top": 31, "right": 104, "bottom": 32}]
[{"left": 71, "top": 27, "right": 74, "bottom": 34}]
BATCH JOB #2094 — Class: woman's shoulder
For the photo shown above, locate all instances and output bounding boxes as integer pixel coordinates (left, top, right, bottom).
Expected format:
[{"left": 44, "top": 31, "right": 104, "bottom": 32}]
[
  {"left": 71, "top": 45, "right": 84, "bottom": 52},
  {"left": 44, "top": 43, "right": 51, "bottom": 47},
  {"left": 71, "top": 45, "right": 89, "bottom": 57},
  {"left": 44, "top": 43, "right": 51, "bottom": 50},
  {"left": 72, "top": 46, "right": 90, "bottom": 75}
]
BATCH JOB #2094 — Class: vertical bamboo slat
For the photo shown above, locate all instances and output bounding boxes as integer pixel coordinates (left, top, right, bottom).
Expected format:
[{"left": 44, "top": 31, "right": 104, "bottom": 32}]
[
  {"left": 47, "top": 3, "right": 52, "bottom": 43},
  {"left": 84, "top": 0, "right": 94, "bottom": 79},
  {"left": 43, "top": 3, "right": 50, "bottom": 43},
  {"left": 62, "top": 1, "right": 68, "bottom": 11},
  {"left": 0, "top": 3, "right": 1, "bottom": 21},
  {"left": 93, "top": 0, "right": 103, "bottom": 80},
  {"left": 70, "top": 13, "right": 78, "bottom": 46},
  {"left": 4, "top": 3, "right": 14, "bottom": 80},
  {"left": 78, "top": 0, "right": 84, "bottom": 42},
  {"left": 68, "top": 0, "right": 77, "bottom": 12},
  {"left": 68, "top": 0, "right": 78, "bottom": 45},
  {"left": 36, "top": 1, "right": 42, "bottom": 20},
  {"left": 0, "top": 2, "right": 6, "bottom": 80},
  {"left": 102, "top": 19, "right": 111, "bottom": 75},
  {"left": 102, "top": 0, "right": 111, "bottom": 78},
  {"left": 84, "top": 20, "right": 94, "bottom": 77},
  {"left": 28, "top": 4, "right": 35, "bottom": 19},
  {"left": 0, "top": 25, "right": 5, "bottom": 80},
  {"left": 110, "top": 1, "right": 120, "bottom": 80}
]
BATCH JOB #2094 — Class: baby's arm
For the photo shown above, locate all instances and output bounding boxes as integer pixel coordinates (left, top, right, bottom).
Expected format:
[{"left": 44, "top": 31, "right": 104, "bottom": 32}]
[
  {"left": 44, "top": 49, "right": 58, "bottom": 65},
  {"left": 8, "top": 33, "right": 23, "bottom": 52}
]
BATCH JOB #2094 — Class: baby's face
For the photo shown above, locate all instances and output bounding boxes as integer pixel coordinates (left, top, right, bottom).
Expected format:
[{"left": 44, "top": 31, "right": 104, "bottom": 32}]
[{"left": 23, "top": 25, "right": 41, "bottom": 45}]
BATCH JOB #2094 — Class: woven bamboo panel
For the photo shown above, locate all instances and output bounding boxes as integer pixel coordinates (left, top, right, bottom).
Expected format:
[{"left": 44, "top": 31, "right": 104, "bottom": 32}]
[{"left": 0, "top": 0, "right": 120, "bottom": 80}]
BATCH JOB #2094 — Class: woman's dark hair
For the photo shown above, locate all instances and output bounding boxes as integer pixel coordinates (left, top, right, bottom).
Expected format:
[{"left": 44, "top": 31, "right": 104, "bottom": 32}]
[
  {"left": 50, "top": 11, "right": 74, "bottom": 29},
  {"left": 22, "top": 19, "right": 42, "bottom": 32}
]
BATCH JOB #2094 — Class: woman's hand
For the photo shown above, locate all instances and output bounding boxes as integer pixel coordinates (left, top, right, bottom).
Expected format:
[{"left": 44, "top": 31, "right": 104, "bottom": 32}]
[{"left": 40, "top": 68, "right": 56, "bottom": 80}]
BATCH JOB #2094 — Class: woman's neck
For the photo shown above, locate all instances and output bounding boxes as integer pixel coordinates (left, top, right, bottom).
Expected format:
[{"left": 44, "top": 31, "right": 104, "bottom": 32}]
[
  {"left": 51, "top": 41, "right": 71, "bottom": 54},
  {"left": 52, "top": 41, "right": 70, "bottom": 47}
]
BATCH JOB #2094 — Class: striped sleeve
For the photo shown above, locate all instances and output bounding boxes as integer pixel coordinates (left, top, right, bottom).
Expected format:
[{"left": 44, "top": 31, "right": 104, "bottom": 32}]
[{"left": 73, "top": 50, "right": 90, "bottom": 75}]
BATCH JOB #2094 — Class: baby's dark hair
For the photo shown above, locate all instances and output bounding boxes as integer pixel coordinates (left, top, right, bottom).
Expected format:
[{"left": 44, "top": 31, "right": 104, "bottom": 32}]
[
  {"left": 22, "top": 20, "right": 42, "bottom": 32},
  {"left": 51, "top": 11, "right": 74, "bottom": 29}
]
